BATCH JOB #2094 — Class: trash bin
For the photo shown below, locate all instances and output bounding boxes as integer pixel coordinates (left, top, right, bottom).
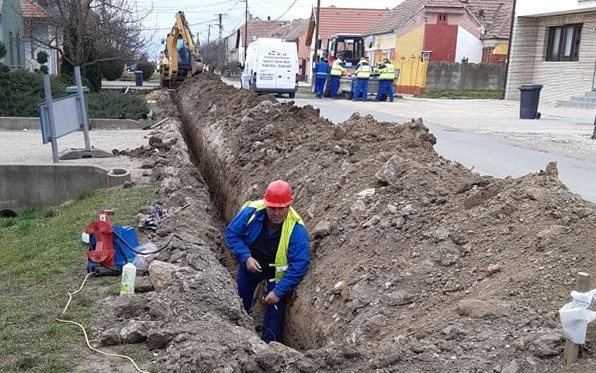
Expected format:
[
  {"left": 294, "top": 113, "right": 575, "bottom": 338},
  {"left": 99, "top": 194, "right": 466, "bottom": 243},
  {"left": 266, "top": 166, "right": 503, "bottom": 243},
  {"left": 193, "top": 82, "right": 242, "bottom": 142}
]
[
  {"left": 518, "top": 84, "right": 543, "bottom": 119},
  {"left": 134, "top": 70, "right": 143, "bottom": 87}
]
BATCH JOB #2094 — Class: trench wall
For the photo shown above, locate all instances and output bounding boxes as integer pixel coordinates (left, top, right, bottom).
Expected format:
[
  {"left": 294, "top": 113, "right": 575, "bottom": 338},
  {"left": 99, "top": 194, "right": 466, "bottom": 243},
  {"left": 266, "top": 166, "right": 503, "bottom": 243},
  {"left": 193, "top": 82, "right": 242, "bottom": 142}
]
[{"left": 176, "top": 87, "right": 324, "bottom": 350}]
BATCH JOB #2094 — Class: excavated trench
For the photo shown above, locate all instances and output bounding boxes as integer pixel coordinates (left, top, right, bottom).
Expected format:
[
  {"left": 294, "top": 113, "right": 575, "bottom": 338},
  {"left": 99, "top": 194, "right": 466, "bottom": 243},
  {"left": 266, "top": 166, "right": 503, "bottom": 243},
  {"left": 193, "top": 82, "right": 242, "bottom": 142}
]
[
  {"left": 175, "top": 86, "right": 318, "bottom": 350},
  {"left": 106, "top": 73, "right": 596, "bottom": 372}
]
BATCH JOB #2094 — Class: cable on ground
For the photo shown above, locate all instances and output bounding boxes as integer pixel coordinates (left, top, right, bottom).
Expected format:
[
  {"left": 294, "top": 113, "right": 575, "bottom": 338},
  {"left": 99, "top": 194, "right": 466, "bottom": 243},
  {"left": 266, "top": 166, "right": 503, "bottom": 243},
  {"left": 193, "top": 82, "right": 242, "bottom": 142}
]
[{"left": 56, "top": 272, "right": 151, "bottom": 373}]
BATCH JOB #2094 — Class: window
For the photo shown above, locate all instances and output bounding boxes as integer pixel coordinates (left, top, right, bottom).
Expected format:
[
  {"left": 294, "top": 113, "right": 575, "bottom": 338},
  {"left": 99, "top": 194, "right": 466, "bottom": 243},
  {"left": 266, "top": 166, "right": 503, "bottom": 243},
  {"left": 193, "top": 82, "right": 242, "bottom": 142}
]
[
  {"left": 546, "top": 23, "right": 582, "bottom": 61},
  {"left": 482, "top": 47, "right": 494, "bottom": 63},
  {"left": 9, "top": 32, "right": 15, "bottom": 67},
  {"left": 438, "top": 14, "right": 447, "bottom": 24},
  {"left": 16, "top": 33, "right": 21, "bottom": 67}
]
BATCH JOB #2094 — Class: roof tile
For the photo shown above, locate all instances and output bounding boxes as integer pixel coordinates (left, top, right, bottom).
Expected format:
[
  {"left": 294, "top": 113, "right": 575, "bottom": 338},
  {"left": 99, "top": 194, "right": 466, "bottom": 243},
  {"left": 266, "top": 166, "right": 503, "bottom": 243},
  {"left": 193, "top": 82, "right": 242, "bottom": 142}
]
[
  {"left": 243, "top": 17, "right": 290, "bottom": 43},
  {"left": 272, "top": 18, "right": 309, "bottom": 41},
  {"left": 20, "top": 0, "right": 48, "bottom": 19},
  {"left": 316, "top": 7, "right": 388, "bottom": 41},
  {"left": 366, "top": 0, "right": 513, "bottom": 39}
]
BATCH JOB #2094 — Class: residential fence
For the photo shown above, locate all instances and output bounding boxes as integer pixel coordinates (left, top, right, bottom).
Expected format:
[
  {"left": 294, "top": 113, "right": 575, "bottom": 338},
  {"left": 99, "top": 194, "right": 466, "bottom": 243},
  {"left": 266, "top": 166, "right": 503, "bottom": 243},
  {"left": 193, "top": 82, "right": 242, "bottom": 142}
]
[
  {"left": 425, "top": 60, "right": 507, "bottom": 92},
  {"left": 395, "top": 57, "right": 507, "bottom": 95}
]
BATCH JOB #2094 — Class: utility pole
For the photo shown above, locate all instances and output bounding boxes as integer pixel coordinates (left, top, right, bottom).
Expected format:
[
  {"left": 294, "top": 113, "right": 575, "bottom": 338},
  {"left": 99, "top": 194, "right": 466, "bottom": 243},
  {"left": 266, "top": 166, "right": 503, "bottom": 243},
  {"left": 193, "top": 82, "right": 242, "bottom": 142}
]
[
  {"left": 311, "top": 0, "right": 321, "bottom": 85},
  {"left": 207, "top": 24, "right": 212, "bottom": 44},
  {"left": 216, "top": 13, "right": 225, "bottom": 43},
  {"left": 244, "top": 0, "right": 248, "bottom": 63}
]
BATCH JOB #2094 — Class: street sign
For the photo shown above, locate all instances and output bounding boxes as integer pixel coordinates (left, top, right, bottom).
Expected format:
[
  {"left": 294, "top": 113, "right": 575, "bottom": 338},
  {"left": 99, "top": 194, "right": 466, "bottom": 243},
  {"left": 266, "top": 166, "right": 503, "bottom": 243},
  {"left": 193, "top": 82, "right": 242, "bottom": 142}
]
[{"left": 39, "top": 95, "right": 82, "bottom": 144}]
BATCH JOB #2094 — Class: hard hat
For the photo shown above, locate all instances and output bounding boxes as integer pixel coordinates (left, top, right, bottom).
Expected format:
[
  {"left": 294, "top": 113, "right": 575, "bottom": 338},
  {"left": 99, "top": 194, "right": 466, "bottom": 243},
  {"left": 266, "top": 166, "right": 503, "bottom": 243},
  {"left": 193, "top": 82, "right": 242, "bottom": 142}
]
[{"left": 263, "top": 180, "right": 293, "bottom": 207}]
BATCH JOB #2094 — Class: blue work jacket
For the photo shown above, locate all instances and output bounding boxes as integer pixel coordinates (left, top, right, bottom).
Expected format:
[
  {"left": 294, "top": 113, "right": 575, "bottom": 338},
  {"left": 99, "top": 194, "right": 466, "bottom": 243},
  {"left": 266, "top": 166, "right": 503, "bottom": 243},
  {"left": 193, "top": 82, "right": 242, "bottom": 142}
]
[
  {"left": 314, "top": 61, "right": 329, "bottom": 76},
  {"left": 225, "top": 205, "right": 310, "bottom": 298}
]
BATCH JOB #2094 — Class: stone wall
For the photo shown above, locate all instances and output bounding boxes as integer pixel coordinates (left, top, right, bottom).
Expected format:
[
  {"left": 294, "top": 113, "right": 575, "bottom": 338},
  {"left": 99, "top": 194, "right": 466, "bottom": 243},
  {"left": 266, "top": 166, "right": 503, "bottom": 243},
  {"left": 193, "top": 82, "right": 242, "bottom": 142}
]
[{"left": 426, "top": 61, "right": 506, "bottom": 92}]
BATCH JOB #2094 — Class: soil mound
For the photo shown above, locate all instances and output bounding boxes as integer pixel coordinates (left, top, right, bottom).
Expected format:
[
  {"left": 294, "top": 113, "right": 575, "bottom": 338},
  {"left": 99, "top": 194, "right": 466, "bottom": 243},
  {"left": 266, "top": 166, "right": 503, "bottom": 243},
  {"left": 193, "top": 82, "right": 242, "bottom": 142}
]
[{"left": 94, "top": 74, "right": 596, "bottom": 372}]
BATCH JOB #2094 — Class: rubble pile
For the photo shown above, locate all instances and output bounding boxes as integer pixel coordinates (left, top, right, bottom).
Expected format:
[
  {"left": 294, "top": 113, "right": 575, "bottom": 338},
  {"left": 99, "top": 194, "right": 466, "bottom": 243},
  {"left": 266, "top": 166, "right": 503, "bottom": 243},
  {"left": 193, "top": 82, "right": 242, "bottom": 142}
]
[{"left": 93, "top": 74, "right": 596, "bottom": 373}]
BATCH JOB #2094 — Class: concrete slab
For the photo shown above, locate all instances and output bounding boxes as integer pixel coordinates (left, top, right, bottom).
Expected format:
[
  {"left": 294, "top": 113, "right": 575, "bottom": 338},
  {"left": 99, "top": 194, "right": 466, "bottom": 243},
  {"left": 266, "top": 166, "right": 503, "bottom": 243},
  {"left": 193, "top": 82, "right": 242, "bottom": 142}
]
[{"left": 59, "top": 147, "right": 114, "bottom": 160}]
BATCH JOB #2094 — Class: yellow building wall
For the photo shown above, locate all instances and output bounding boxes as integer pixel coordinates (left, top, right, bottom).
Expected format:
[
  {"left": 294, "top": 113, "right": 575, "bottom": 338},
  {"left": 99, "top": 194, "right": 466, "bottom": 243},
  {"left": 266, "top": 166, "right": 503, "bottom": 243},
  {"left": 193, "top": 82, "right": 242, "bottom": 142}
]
[
  {"left": 395, "top": 57, "right": 428, "bottom": 95},
  {"left": 395, "top": 25, "right": 425, "bottom": 60},
  {"left": 494, "top": 42, "right": 508, "bottom": 55}
]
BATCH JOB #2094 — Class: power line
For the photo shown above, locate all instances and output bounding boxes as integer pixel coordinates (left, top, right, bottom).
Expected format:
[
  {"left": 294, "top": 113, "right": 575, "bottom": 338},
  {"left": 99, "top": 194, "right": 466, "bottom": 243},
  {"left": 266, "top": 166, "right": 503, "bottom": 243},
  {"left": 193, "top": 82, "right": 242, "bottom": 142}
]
[{"left": 272, "top": 0, "right": 299, "bottom": 21}]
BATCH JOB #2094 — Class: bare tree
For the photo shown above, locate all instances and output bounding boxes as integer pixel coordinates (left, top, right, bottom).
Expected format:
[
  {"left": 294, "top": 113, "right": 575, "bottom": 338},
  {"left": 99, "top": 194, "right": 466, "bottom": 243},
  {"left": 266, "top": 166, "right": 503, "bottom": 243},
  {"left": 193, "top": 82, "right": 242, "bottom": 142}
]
[
  {"left": 28, "top": 0, "right": 152, "bottom": 68},
  {"left": 200, "top": 41, "right": 227, "bottom": 73}
]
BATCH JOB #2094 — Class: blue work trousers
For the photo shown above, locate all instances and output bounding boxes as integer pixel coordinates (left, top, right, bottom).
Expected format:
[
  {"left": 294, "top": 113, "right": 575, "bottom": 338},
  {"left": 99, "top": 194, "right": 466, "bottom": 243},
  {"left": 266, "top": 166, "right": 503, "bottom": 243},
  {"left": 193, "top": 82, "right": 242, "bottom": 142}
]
[
  {"left": 353, "top": 78, "right": 369, "bottom": 101},
  {"left": 237, "top": 265, "right": 286, "bottom": 343},
  {"left": 314, "top": 75, "right": 326, "bottom": 97},
  {"left": 375, "top": 80, "right": 395, "bottom": 102},
  {"left": 330, "top": 76, "right": 341, "bottom": 98}
]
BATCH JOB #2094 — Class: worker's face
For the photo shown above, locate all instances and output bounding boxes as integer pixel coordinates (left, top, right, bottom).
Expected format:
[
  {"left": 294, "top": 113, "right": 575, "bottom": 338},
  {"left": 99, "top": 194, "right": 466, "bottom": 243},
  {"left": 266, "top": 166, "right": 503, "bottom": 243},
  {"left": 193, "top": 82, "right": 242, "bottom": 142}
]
[{"left": 266, "top": 206, "right": 289, "bottom": 226}]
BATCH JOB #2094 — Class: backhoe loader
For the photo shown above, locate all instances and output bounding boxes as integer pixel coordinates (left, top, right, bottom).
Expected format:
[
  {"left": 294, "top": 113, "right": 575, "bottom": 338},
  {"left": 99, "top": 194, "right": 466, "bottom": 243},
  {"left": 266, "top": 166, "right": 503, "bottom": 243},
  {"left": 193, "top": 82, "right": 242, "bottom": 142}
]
[{"left": 159, "top": 11, "right": 203, "bottom": 88}]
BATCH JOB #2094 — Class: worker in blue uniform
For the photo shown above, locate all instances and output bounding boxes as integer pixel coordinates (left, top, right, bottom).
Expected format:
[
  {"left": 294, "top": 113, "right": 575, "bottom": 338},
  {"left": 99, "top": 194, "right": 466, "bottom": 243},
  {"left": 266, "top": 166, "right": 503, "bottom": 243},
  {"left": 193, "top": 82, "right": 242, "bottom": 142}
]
[
  {"left": 225, "top": 180, "right": 310, "bottom": 343},
  {"left": 352, "top": 57, "right": 371, "bottom": 101},
  {"left": 313, "top": 57, "right": 329, "bottom": 98},
  {"left": 374, "top": 58, "right": 396, "bottom": 102}
]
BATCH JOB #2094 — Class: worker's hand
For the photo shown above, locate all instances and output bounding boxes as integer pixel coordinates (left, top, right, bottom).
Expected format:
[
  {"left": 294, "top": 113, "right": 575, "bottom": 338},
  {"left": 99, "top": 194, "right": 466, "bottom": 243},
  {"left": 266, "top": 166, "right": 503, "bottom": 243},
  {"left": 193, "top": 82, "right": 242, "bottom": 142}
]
[
  {"left": 264, "top": 291, "right": 280, "bottom": 305},
  {"left": 245, "top": 257, "right": 262, "bottom": 274}
]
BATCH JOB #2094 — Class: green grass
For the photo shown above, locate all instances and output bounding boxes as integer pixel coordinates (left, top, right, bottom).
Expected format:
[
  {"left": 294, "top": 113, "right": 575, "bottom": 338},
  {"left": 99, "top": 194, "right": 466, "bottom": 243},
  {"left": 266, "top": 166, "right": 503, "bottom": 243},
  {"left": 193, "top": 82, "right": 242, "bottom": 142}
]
[
  {"left": 0, "top": 186, "right": 155, "bottom": 373},
  {"left": 420, "top": 90, "right": 503, "bottom": 99},
  {"left": 297, "top": 85, "right": 313, "bottom": 95}
]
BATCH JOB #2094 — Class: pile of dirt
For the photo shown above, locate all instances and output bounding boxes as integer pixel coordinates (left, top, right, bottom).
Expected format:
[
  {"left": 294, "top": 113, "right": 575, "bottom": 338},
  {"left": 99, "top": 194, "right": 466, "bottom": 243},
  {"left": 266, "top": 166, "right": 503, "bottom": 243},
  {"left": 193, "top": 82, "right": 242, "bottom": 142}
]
[{"left": 92, "top": 74, "right": 596, "bottom": 373}]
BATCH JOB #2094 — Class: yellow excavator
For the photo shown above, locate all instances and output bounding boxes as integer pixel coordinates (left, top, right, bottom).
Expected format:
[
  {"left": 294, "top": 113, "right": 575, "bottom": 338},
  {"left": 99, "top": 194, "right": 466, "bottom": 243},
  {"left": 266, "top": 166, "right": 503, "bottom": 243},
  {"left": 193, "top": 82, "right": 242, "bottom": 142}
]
[{"left": 159, "top": 11, "right": 203, "bottom": 88}]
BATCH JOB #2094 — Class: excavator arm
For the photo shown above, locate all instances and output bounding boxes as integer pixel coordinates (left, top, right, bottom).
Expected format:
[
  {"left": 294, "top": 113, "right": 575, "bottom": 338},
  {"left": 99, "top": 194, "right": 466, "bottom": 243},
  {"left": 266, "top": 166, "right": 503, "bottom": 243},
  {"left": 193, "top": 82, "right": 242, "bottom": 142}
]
[{"left": 160, "top": 11, "right": 203, "bottom": 88}]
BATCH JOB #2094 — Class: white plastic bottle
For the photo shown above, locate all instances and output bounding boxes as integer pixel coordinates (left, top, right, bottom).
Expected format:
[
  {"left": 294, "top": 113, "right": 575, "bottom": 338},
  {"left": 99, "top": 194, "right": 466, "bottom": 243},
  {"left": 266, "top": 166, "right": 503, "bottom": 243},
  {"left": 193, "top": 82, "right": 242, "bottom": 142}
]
[{"left": 120, "top": 259, "right": 137, "bottom": 295}]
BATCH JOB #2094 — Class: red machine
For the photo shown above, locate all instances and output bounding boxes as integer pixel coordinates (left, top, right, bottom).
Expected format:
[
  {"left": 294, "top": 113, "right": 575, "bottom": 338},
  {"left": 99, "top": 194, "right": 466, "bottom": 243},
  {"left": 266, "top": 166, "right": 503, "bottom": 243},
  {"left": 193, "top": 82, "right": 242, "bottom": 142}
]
[{"left": 85, "top": 210, "right": 115, "bottom": 268}]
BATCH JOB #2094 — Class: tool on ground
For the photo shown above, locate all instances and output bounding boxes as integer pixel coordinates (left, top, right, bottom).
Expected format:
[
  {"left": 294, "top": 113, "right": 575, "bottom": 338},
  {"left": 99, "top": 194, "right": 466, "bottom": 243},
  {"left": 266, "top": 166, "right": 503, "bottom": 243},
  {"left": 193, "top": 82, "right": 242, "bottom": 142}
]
[
  {"left": 84, "top": 209, "right": 183, "bottom": 274},
  {"left": 84, "top": 209, "right": 139, "bottom": 274}
]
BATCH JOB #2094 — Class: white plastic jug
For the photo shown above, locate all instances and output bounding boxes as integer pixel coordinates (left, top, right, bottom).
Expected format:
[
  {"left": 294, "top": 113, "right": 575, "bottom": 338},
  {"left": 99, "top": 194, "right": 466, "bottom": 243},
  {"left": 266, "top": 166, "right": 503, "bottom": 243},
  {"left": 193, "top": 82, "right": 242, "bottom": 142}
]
[{"left": 120, "top": 260, "right": 137, "bottom": 295}]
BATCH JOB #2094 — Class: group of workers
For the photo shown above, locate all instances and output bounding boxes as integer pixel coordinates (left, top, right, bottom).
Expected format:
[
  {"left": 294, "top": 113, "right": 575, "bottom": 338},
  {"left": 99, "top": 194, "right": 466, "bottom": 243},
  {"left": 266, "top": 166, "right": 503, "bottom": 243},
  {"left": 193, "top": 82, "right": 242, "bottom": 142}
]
[{"left": 313, "top": 56, "right": 396, "bottom": 102}]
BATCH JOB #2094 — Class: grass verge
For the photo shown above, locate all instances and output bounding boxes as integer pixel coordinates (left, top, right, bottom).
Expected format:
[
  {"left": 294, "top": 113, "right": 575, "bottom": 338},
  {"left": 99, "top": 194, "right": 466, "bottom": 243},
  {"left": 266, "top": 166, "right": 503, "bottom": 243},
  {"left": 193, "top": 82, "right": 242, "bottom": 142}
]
[
  {"left": 420, "top": 90, "right": 503, "bottom": 99},
  {"left": 0, "top": 186, "right": 155, "bottom": 373}
]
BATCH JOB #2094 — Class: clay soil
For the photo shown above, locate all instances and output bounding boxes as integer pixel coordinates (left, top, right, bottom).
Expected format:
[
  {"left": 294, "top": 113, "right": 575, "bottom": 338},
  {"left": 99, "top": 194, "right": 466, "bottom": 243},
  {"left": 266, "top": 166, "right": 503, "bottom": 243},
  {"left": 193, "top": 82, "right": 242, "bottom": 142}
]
[{"left": 91, "top": 74, "right": 596, "bottom": 373}]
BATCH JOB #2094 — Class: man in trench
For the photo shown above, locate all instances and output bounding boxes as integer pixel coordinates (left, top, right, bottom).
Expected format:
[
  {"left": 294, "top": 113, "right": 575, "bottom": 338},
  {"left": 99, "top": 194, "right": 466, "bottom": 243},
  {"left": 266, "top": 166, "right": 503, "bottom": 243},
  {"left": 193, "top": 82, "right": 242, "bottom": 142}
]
[{"left": 225, "top": 180, "right": 310, "bottom": 343}]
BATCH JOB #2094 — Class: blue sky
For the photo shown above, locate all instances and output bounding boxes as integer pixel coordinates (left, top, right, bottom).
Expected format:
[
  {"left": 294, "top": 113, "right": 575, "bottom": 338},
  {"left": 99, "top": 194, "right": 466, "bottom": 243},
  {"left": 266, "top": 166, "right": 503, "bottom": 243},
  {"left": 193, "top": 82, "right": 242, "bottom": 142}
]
[{"left": 137, "top": 0, "right": 402, "bottom": 58}]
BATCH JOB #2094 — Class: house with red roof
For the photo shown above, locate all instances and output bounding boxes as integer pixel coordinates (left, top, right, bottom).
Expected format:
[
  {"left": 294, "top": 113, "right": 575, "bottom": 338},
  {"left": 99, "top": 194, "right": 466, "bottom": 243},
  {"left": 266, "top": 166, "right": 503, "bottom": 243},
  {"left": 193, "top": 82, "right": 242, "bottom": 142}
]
[
  {"left": 224, "top": 15, "right": 311, "bottom": 79},
  {"left": 366, "top": 0, "right": 512, "bottom": 64},
  {"left": 304, "top": 6, "right": 388, "bottom": 81},
  {"left": 224, "top": 15, "right": 291, "bottom": 66},
  {"left": 20, "top": 0, "right": 58, "bottom": 75}
]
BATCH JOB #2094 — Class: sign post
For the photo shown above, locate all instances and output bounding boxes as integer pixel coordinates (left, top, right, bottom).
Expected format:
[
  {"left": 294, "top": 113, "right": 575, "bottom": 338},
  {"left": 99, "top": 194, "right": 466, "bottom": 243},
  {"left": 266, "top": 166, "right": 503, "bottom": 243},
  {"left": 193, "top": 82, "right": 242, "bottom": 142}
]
[{"left": 41, "top": 73, "right": 59, "bottom": 163}]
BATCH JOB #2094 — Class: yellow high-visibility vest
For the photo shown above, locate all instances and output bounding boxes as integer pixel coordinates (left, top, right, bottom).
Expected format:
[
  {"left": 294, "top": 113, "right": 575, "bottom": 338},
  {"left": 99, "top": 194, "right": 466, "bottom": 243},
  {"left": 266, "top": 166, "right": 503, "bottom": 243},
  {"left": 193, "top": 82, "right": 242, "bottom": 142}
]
[
  {"left": 330, "top": 60, "right": 345, "bottom": 76},
  {"left": 243, "top": 200, "right": 304, "bottom": 282},
  {"left": 380, "top": 63, "right": 396, "bottom": 80},
  {"left": 356, "top": 63, "right": 371, "bottom": 78}
]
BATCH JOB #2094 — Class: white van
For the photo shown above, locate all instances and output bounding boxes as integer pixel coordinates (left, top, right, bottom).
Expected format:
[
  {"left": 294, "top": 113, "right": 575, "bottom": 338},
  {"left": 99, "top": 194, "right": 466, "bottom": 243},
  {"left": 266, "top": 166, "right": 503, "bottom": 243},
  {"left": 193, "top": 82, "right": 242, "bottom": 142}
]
[{"left": 240, "top": 38, "right": 298, "bottom": 98}]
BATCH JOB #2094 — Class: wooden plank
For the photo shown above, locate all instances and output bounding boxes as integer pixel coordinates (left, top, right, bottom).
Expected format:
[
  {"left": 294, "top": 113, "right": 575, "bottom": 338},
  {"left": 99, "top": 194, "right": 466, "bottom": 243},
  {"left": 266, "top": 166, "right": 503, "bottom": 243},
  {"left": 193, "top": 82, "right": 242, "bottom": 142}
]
[{"left": 564, "top": 272, "right": 591, "bottom": 364}]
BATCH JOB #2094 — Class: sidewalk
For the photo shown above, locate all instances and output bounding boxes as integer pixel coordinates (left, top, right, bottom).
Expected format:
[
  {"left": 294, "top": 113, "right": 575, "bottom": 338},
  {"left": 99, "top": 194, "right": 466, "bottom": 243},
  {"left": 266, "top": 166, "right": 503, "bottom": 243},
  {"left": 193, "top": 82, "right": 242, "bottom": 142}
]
[{"left": 371, "top": 96, "right": 596, "bottom": 162}]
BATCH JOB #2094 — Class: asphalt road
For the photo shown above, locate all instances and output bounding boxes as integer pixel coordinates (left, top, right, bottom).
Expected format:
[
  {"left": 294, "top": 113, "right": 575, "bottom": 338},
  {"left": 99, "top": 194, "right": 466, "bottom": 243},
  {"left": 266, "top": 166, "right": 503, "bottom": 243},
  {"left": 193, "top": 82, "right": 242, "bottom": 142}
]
[
  {"left": 285, "top": 94, "right": 596, "bottom": 203},
  {"left": 4, "top": 78, "right": 596, "bottom": 203}
]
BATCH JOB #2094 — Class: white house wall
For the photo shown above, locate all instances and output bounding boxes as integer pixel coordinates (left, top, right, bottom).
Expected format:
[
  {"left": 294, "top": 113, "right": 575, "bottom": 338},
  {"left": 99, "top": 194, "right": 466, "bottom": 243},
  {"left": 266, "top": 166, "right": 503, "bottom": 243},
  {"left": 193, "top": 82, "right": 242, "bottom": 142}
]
[
  {"left": 455, "top": 26, "right": 482, "bottom": 63},
  {"left": 506, "top": 12, "right": 596, "bottom": 103},
  {"left": 517, "top": 0, "right": 596, "bottom": 16},
  {"left": 367, "top": 33, "right": 395, "bottom": 61}
]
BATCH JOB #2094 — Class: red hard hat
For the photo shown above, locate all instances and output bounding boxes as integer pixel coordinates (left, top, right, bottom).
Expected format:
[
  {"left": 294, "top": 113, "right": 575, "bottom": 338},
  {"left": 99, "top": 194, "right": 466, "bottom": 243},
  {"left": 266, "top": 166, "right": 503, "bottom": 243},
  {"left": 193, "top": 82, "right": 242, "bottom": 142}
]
[{"left": 263, "top": 180, "right": 293, "bottom": 207}]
